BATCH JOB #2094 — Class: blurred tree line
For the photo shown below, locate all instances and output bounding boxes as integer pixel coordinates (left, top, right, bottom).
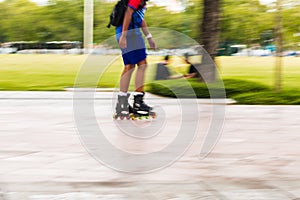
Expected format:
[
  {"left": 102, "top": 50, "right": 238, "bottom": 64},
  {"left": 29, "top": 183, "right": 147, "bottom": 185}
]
[{"left": 0, "top": 0, "right": 300, "bottom": 50}]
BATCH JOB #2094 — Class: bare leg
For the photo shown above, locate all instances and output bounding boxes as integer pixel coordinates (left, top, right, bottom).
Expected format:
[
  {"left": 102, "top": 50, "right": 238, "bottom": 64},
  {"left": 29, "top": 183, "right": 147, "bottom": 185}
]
[
  {"left": 132, "top": 59, "right": 154, "bottom": 117},
  {"left": 135, "top": 59, "right": 147, "bottom": 92},
  {"left": 120, "top": 64, "right": 135, "bottom": 93}
]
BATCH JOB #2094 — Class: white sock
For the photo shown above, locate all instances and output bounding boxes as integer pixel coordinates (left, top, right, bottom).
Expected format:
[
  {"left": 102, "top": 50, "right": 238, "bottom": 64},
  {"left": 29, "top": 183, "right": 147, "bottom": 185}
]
[
  {"left": 119, "top": 91, "right": 128, "bottom": 96},
  {"left": 134, "top": 92, "right": 144, "bottom": 96}
]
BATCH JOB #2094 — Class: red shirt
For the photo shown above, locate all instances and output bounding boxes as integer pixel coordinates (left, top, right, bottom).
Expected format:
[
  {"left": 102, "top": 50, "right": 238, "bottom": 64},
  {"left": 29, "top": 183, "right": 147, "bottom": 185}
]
[{"left": 128, "top": 0, "right": 143, "bottom": 10}]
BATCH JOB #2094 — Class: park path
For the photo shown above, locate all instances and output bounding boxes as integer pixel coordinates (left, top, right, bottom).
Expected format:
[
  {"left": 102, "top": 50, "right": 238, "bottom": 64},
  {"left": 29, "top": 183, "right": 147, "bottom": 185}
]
[{"left": 0, "top": 91, "right": 299, "bottom": 200}]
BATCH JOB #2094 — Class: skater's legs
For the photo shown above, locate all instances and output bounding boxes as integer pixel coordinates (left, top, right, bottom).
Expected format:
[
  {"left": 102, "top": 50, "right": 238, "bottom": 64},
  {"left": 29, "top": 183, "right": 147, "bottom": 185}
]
[
  {"left": 135, "top": 60, "right": 147, "bottom": 92},
  {"left": 116, "top": 64, "right": 133, "bottom": 118},
  {"left": 132, "top": 59, "right": 153, "bottom": 114},
  {"left": 120, "top": 64, "right": 135, "bottom": 93}
]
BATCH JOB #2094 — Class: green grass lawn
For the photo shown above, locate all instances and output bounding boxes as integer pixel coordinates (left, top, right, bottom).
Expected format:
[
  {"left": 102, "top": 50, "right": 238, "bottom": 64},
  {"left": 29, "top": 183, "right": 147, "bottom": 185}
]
[
  {"left": 0, "top": 54, "right": 83, "bottom": 90},
  {"left": 0, "top": 54, "right": 166, "bottom": 90},
  {"left": 217, "top": 56, "right": 300, "bottom": 91},
  {"left": 0, "top": 54, "right": 300, "bottom": 104},
  {"left": 0, "top": 54, "right": 184, "bottom": 91},
  {"left": 1, "top": 54, "right": 299, "bottom": 90}
]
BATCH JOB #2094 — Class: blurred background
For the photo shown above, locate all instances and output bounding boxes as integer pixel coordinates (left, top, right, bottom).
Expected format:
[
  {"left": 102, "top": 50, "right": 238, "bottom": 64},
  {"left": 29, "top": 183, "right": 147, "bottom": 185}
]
[
  {"left": 1, "top": 0, "right": 299, "bottom": 53},
  {"left": 0, "top": 0, "right": 300, "bottom": 104}
]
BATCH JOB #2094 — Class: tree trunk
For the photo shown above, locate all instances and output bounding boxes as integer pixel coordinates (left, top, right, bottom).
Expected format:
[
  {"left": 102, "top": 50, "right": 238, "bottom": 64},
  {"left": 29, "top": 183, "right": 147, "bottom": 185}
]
[
  {"left": 201, "top": 0, "right": 220, "bottom": 61},
  {"left": 274, "top": 0, "right": 283, "bottom": 92},
  {"left": 200, "top": 0, "right": 221, "bottom": 82},
  {"left": 84, "top": 0, "right": 94, "bottom": 53}
]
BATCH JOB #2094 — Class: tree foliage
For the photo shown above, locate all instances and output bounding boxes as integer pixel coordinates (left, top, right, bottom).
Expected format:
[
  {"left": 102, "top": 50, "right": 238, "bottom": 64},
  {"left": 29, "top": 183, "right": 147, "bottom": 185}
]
[
  {"left": 0, "top": 0, "right": 299, "bottom": 50},
  {"left": 282, "top": 3, "right": 300, "bottom": 48},
  {"left": 0, "top": 0, "right": 83, "bottom": 42},
  {"left": 220, "top": 0, "right": 274, "bottom": 45}
]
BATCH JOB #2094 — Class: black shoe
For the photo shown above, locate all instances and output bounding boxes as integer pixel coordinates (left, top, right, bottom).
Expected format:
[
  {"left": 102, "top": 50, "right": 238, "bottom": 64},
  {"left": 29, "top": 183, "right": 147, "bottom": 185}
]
[
  {"left": 114, "top": 93, "right": 132, "bottom": 119},
  {"left": 133, "top": 92, "right": 152, "bottom": 115}
]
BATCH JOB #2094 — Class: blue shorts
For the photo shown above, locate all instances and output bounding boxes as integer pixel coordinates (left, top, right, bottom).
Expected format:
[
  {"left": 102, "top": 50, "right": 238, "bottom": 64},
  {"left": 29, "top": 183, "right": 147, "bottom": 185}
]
[{"left": 116, "top": 28, "right": 147, "bottom": 65}]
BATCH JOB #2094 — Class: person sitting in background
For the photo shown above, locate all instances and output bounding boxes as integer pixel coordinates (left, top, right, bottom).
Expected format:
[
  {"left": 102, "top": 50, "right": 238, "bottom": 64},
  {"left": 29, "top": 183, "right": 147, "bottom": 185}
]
[
  {"left": 155, "top": 55, "right": 171, "bottom": 80},
  {"left": 183, "top": 53, "right": 201, "bottom": 79},
  {"left": 155, "top": 55, "right": 185, "bottom": 80}
]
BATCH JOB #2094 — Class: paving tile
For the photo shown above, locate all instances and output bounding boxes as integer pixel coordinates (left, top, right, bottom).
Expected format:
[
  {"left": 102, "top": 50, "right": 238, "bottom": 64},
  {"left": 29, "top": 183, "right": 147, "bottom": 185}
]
[{"left": 0, "top": 92, "right": 299, "bottom": 199}]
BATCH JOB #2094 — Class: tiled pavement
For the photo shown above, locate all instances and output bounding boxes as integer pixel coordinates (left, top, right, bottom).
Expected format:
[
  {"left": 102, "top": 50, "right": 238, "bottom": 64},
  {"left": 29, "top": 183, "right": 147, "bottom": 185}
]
[{"left": 0, "top": 92, "right": 299, "bottom": 200}]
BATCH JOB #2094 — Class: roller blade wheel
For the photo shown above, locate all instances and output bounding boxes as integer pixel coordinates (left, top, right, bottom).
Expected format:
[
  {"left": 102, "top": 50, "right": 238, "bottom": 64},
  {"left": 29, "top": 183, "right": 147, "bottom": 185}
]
[
  {"left": 130, "top": 111, "right": 156, "bottom": 121},
  {"left": 113, "top": 113, "right": 131, "bottom": 120}
]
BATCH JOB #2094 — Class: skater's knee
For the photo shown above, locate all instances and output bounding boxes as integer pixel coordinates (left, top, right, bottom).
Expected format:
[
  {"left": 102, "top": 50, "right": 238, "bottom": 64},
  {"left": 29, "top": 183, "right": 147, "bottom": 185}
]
[
  {"left": 137, "top": 60, "right": 147, "bottom": 68},
  {"left": 137, "top": 63, "right": 147, "bottom": 71},
  {"left": 122, "top": 64, "right": 135, "bottom": 74},
  {"left": 124, "top": 64, "right": 135, "bottom": 70}
]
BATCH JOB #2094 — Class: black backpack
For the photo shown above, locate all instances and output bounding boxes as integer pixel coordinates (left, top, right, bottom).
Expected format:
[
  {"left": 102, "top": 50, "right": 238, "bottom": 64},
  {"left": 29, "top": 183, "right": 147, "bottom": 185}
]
[
  {"left": 107, "top": 0, "right": 129, "bottom": 28},
  {"left": 107, "top": 0, "right": 148, "bottom": 28}
]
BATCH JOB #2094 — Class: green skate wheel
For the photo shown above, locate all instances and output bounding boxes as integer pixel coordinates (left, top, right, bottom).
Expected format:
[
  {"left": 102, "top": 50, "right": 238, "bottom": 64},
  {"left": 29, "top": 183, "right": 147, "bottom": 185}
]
[{"left": 113, "top": 113, "right": 118, "bottom": 119}]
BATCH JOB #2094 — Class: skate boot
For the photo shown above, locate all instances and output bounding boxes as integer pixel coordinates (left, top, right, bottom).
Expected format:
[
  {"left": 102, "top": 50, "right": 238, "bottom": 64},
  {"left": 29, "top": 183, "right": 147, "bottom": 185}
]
[
  {"left": 113, "top": 94, "right": 133, "bottom": 120},
  {"left": 132, "top": 92, "right": 156, "bottom": 120}
]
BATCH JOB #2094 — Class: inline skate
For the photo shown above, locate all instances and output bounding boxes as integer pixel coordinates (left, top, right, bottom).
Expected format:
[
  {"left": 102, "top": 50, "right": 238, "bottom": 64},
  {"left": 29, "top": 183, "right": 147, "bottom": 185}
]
[
  {"left": 131, "top": 92, "right": 156, "bottom": 120},
  {"left": 113, "top": 94, "right": 133, "bottom": 120}
]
